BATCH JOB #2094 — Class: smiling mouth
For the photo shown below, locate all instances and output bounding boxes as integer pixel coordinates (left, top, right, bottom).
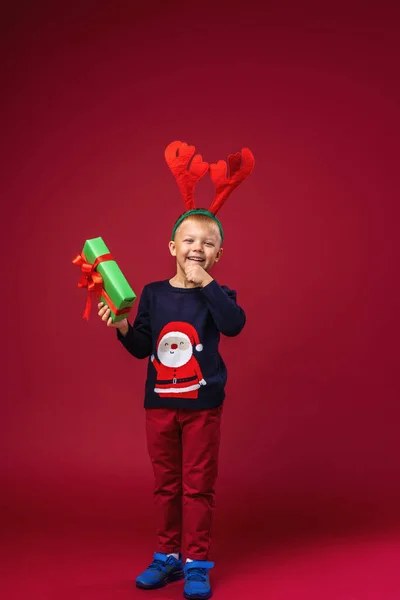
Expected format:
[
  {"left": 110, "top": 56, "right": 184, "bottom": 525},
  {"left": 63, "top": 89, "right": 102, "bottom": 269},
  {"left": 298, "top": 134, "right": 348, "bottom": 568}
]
[{"left": 188, "top": 257, "right": 205, "bottom": 262}]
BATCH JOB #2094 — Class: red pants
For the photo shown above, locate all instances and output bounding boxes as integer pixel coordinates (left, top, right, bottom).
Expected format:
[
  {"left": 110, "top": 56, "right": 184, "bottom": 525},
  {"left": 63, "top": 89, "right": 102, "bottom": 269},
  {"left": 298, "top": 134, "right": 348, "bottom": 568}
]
[{"left": 145, "top": 406, "right": 223, "bottom": 560}]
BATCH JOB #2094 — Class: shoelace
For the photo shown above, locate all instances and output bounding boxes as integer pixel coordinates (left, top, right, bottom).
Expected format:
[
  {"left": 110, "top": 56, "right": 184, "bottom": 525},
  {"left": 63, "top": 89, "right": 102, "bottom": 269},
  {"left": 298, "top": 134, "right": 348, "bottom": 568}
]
[{"left": 186, "top": 567, "right": 208, "bottom": 582}]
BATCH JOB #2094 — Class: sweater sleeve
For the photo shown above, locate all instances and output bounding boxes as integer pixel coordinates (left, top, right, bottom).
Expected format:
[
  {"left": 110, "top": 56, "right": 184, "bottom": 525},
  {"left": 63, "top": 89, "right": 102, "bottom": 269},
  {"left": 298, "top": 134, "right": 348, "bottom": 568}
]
[
  {"left": 200, "top": 280, "right": 246, "bottom": 336},
  {"left": 116, "top": 285, "right": 153, "bottom": 359}
]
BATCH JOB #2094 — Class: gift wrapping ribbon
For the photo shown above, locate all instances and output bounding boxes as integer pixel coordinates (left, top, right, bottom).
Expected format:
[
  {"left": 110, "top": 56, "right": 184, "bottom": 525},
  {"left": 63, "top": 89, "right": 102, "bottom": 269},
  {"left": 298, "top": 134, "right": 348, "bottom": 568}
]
[{"left": 72, "top": 252, "right": 131, "bottom": 320}]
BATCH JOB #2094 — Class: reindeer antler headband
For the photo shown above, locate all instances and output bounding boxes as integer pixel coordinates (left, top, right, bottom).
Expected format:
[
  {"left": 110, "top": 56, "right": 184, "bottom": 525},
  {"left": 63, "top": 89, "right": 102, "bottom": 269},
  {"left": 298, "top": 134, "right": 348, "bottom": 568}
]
[{"left": 165, "top": 141, "right": 255, "bottom": 242}]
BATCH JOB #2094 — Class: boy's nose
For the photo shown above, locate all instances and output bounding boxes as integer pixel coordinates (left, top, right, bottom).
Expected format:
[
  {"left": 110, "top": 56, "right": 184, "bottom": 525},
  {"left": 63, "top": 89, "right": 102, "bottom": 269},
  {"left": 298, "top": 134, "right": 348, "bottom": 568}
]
[{"left": 171, "top": 343, "right": 178, "bottom": 349}]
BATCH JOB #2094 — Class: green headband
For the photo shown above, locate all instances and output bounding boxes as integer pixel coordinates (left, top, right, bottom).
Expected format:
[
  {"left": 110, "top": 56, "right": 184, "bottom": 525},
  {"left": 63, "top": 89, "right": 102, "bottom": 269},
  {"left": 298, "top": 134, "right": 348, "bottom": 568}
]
[{"left": 171, "top": 209, "right": 224, "bottom": 242}]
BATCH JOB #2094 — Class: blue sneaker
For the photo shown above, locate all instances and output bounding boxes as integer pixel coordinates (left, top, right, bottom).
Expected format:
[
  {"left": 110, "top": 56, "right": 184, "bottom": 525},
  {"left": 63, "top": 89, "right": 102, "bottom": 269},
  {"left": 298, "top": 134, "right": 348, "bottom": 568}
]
[
  {"left": 183, "top": 560, "right": 215, "bottom": 599},
  {"left": 136, "top": 552, "right": 184, "bottom": 590}
]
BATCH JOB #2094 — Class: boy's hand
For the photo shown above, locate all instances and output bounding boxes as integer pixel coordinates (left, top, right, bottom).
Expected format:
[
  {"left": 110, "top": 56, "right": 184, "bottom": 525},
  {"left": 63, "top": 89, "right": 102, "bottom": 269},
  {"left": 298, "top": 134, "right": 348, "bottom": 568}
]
[
  {"left": 184, "top": 263, "right": 213, "bottom": 287},
  {"left": 98, "top": 302, "right": 129, "bottom": 336}
]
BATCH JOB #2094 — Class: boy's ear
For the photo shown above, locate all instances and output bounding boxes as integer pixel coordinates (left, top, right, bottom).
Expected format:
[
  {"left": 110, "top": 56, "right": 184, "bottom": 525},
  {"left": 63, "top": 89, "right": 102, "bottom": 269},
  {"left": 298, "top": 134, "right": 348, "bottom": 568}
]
[
  {"left": 169, "top": 240, "right": 177, "bottom": 257},
  {"left": 214, "top": 247, "right": 223, "bottom": 263}
]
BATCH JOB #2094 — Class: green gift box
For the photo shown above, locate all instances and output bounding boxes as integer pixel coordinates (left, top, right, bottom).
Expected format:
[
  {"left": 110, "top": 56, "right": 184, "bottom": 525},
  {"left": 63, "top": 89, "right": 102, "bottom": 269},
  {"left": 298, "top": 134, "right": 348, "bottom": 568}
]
[{"left": 73, "top": 236, "right": 136, "bottom": 322}]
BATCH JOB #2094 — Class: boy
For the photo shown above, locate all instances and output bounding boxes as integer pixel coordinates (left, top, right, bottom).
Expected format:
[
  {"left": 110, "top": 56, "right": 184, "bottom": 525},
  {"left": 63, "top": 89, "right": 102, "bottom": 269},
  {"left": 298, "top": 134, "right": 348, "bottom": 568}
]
[{"left": 98, "top": 141, "right": 254, "bottom": 599}]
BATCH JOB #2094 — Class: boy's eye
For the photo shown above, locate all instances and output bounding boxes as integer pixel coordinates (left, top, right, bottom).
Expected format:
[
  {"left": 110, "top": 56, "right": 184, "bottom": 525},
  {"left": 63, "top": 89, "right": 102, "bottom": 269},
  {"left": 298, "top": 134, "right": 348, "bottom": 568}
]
[
  {"left": 205, "top": 242, "right": 214, "bottom": 247},
  {"left": 184, "top": 239, "right": 193, "bottom": 243}
]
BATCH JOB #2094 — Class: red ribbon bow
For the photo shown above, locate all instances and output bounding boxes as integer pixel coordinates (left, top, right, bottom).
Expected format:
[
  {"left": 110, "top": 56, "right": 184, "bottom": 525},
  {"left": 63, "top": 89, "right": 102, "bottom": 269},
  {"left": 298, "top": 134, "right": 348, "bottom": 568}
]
[{"left": 72, "top": 252, "right": 113, "bottom": 320}]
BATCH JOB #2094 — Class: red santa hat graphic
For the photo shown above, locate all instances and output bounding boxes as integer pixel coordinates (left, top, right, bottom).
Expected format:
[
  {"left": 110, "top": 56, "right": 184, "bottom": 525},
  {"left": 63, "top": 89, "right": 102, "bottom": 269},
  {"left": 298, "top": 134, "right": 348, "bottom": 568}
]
[{"left": 157, "top": 321, "right": 203, "bottom": 352}]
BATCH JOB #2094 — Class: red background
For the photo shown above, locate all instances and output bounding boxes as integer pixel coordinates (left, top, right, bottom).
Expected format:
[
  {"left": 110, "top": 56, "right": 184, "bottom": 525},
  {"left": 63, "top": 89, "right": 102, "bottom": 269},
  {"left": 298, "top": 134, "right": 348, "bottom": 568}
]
[{"left": 2, "top": 1, "right": 400, "bottom": 598}]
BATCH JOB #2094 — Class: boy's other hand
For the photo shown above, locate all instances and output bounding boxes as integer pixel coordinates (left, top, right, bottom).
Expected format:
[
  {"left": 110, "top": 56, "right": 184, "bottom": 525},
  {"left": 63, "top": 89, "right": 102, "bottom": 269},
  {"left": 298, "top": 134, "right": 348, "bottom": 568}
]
[
  {"left": 97, "top": 302, "right": 129, "bottom": 336},
  {"left": 184, "top": 263, "right": 213, "bottom": 287}
]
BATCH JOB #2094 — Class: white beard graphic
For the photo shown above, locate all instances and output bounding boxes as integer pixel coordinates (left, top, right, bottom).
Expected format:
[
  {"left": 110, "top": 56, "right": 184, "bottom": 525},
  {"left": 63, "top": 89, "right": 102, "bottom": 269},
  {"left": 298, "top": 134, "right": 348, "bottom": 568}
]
[
  {"left": 158, "top": 345, "right": 192, "bottom": 368},
  {"left": 157, "top": 334, "right": 193, "bottom": 368}
]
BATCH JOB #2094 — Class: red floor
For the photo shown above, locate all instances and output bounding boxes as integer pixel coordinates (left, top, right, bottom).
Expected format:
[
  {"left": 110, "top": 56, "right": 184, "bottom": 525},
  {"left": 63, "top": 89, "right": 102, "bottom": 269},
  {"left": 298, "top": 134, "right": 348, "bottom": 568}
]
[{"left": 2, "top": 527, "right": 400, "bottom": 600}]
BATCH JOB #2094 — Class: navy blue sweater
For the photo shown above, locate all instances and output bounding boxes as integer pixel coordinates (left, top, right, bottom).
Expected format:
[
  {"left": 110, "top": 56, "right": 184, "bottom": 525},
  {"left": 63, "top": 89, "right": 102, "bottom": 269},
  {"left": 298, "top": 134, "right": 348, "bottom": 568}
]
[{"left": 117, "top": 279, "right": 245, "bottom": 410}]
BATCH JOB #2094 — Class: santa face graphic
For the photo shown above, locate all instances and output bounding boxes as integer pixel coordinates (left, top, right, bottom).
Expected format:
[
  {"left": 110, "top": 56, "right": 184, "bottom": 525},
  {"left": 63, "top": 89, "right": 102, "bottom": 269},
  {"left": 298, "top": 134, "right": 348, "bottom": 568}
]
[
  {"left": 158, "top": 334, "right": 192, "bottom": 368},
  {"left": 151, "top": 322, "right": 206, "bottom": 399}
]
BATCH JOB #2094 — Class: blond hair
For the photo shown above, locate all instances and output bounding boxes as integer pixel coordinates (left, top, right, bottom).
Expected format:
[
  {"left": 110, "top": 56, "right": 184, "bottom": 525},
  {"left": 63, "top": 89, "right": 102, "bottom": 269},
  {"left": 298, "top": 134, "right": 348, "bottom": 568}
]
[{"left": 174, "top": 212, "right": 222, "bottom": 244}]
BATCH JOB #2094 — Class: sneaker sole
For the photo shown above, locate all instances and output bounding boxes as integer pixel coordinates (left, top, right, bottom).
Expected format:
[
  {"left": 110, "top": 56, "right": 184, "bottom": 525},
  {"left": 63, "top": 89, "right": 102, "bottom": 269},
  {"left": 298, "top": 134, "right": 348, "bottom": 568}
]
[
  {"left": 184, "top": 591, "right": 212, "bottom": 600},
  {"left": 136, "top": 570, "right": 184, "bottom": 589}
]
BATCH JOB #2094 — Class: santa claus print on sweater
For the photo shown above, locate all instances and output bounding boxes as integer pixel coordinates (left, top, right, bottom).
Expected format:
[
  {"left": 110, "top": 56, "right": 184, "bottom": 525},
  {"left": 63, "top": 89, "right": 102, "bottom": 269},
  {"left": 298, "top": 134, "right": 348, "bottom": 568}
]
[{"left": 151, "top": 321, "right": 206, "bottom": 399}]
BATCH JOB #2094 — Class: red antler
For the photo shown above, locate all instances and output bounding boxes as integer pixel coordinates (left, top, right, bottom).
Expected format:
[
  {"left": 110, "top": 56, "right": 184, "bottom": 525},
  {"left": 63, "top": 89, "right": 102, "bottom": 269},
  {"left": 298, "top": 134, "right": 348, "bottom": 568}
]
[
  {"left": 165, "top": 141, "right": 209, "bottom": 210},
  {"left": 208, "top": 148, "right": 255, "bottom": 214}
]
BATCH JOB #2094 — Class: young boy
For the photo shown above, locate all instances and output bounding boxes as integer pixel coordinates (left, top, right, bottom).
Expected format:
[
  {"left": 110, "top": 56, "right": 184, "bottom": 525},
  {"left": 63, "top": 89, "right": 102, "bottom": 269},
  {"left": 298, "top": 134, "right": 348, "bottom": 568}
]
[{"left": 98, "top": 141, "right": 254, "bottom": 600}]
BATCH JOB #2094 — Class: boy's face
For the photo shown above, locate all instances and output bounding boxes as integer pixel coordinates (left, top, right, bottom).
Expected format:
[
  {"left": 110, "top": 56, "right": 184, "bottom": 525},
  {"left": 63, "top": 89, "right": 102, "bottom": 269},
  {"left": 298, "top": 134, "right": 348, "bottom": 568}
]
[{"left": 169, "top": 218, "right": 223, "bottom": 273}]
